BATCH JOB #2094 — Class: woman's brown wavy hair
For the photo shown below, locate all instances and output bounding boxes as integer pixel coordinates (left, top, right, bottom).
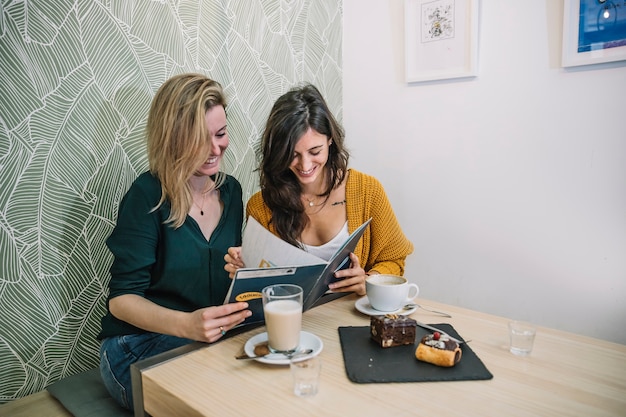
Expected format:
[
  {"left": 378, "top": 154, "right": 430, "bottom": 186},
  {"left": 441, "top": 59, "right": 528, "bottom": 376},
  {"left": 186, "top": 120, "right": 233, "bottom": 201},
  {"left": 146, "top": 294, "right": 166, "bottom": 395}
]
[{"left": 259, "top": 84, "right": 349, "bottom": 246}]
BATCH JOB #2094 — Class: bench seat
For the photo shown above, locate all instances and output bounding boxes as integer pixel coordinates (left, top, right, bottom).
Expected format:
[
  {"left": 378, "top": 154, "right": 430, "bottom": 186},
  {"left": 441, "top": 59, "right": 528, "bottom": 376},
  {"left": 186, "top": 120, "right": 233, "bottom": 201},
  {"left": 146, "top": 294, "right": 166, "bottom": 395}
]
[
  {"left": 0, "top": 368, "right": 132, "bottom": 417},
  {"left": 0, "top": 390, "right": 72, "bottom": 417}
]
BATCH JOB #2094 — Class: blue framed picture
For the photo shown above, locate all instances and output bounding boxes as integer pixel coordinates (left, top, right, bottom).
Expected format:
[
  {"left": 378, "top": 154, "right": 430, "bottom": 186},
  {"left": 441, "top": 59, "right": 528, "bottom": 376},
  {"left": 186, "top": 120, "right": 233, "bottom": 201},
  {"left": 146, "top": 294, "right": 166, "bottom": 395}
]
[{"left": 563, "top": 0, "right": 626, "bottom": 67}]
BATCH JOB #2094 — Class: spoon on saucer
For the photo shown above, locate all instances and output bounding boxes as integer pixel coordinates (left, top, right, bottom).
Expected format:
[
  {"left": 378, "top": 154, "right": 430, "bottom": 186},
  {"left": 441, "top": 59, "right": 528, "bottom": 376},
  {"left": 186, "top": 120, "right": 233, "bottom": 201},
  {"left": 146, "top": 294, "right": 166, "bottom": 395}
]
[
  {"left": 402, "top": 303, "right": 452, "bottom": 318},
  {"left": 235, "top": 348, "right": 314, "bottom": 360}
]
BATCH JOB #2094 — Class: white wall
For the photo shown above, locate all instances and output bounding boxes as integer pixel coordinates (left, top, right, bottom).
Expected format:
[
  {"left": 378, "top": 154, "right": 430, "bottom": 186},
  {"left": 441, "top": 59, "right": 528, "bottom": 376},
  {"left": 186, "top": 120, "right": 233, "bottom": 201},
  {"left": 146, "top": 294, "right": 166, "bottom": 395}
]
[{"left": 343, "top": 0, "right": 626, "bottom": 344}]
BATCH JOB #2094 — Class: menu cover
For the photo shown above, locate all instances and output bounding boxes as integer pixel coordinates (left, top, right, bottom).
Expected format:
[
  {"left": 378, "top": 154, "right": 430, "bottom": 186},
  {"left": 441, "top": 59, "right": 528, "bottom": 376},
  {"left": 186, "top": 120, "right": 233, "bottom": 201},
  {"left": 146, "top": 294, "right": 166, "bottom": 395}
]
[
  {"left": 225, "top": 217, "right": 372, "bottom": 326},
  {"left": 338, "top": 324, "right": 493, "bottom": 383}
]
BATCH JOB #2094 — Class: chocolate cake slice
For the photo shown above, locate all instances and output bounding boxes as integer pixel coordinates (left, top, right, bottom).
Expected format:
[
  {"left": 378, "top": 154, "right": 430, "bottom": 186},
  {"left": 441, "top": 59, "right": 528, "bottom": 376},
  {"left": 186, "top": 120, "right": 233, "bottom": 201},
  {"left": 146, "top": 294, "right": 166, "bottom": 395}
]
[{"left": 370, "top": 314, "right": 417, "bottom": 348}]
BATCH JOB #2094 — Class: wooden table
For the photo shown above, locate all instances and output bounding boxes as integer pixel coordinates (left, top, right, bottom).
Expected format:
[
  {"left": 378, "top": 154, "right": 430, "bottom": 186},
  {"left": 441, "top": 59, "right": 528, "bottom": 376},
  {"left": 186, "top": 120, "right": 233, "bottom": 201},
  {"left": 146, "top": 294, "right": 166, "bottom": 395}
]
[{"left": 136, "top": 295, "right": 626, "bottom": 417}]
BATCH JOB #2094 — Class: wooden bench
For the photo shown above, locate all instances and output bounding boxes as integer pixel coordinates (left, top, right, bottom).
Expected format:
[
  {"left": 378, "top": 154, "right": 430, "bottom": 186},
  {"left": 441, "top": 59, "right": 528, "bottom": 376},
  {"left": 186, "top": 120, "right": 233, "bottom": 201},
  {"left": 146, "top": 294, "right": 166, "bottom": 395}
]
[
  {"left": 0, "top": 368, "right": 132, "bottom": 417},
  {"left": 0, "top": 343, "right": 199, "bottom": 417},
  {"left": 0, "top": 390, "right": 72, "bottom": 417}
]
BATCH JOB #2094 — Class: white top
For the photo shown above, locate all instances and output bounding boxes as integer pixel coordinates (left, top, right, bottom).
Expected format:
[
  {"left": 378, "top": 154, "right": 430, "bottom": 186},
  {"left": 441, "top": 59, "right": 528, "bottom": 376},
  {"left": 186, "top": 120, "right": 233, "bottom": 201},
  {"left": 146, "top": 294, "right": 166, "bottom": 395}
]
[{"left": 301, "top": 221, "right": 349, "bottom": 261}]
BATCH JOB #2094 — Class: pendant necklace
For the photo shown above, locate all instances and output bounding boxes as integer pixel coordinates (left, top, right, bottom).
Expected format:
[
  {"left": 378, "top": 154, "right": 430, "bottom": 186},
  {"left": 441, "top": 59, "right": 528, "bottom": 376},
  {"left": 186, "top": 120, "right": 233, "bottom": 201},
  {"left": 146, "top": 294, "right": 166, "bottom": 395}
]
[
  {"left": 304, "top": 195, "right": 325, "bottom": 207},
  {"left": 194, "top": 192, "right": 207, "bottom": 215},
  {"left": 193, "top": 178, "right": 211, "bottom": 216},
  {"left": 304, "top": 195, "right": 345, "bottom": 207}
]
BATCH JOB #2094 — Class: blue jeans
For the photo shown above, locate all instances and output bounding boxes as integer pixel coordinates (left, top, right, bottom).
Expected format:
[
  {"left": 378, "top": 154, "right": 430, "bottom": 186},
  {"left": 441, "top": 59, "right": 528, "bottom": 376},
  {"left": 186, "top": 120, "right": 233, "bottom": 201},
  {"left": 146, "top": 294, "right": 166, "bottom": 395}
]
[{"left": 99, "top": 333, "right": 193, "bottom": 410}]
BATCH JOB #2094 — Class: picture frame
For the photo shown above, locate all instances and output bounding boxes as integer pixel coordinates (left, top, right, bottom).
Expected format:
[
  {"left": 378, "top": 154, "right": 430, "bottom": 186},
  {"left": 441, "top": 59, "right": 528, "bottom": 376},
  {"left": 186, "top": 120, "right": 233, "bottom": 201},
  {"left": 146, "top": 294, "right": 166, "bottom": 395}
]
[
  {"left": 562, "top": 0, "right": 626, "bottom": 67},
  {"left": 404, "top": 0, "right": 480, "bottom": 83}
]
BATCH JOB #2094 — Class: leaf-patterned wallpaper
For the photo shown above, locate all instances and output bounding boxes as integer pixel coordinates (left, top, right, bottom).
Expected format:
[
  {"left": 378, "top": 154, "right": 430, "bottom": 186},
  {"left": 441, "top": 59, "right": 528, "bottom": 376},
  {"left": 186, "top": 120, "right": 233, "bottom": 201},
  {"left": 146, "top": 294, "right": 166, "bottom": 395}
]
[{"left": 0, "top": 0, "right": 342, "bottom": 402}]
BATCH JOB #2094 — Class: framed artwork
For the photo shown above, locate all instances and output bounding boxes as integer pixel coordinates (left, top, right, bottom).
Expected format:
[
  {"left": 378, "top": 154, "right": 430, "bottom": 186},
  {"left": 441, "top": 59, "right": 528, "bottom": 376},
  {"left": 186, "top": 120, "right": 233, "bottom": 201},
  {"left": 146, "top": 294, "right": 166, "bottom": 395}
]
[
  {"left": 404, "top": 0, "right": 480, "bottom": 83},
  {"left": 562, "top": 0, "right": 626, "bottom": 67}
]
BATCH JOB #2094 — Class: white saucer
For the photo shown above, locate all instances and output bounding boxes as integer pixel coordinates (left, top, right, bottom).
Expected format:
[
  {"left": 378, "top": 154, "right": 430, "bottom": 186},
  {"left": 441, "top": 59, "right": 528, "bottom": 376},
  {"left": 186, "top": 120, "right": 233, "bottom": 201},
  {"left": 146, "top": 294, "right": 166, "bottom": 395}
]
[
  {"left": 244, "top": 331, "right": 323, "bottom": 365},
  {"left": 355, "top": 296, "right": 417, "bottom": 316}
]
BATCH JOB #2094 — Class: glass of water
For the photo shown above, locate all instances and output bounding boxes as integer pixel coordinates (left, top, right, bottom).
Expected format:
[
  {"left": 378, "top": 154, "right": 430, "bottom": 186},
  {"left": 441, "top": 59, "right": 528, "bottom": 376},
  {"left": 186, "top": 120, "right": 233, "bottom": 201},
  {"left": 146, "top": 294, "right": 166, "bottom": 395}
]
[
  {"left": 290, "top": 355, "right": 321, "bottom": 397},
  {"left": 508, "top": 321, "right": 537, "bottom": 356}
]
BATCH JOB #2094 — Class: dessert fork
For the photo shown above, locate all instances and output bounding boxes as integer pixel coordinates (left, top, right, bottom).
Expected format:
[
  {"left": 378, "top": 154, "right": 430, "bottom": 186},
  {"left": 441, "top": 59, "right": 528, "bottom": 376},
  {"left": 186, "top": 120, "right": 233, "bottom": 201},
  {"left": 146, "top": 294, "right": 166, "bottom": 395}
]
[{"left": 414, "top": 321, "right": 470, "bottom": 344}]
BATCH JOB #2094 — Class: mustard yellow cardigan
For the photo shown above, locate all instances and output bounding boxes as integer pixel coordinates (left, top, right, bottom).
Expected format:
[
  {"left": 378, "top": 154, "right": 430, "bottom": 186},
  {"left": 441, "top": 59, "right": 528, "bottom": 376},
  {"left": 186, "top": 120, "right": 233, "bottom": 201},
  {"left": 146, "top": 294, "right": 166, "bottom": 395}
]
[{"left": 246, "top": 169, "right": 414, "bottom": 276}]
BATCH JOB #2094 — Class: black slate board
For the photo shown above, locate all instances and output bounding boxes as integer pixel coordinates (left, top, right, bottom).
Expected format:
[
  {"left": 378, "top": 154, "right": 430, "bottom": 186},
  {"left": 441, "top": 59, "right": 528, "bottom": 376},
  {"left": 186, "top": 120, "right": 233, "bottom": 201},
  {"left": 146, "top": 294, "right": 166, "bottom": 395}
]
[{"left": 338, "top": 324, "right": 493, "bottom": 383}]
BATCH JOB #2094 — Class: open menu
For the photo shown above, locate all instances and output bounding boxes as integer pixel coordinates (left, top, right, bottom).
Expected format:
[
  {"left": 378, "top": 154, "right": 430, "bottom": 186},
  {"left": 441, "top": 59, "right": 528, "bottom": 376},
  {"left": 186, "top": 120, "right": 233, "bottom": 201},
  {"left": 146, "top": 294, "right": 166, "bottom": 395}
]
[{"left": 224, "top": 217, "right": 372, "bottom": 326}]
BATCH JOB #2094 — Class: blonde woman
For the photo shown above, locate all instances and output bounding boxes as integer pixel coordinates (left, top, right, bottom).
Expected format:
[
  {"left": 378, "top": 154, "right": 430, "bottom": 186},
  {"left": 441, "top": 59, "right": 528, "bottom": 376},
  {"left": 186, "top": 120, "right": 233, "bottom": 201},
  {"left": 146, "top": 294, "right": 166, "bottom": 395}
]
[{"left": 98, "top": 73, "right": 250, "bottom": 411}]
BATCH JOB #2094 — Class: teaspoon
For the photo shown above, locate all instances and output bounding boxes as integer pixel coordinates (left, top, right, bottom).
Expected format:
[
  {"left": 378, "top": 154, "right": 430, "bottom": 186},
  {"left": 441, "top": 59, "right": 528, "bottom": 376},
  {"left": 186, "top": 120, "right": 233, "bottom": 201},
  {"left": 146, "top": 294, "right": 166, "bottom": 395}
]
[
  {"left": 235, "top": 348, "right": 313, "bottom": 360},
  {"left": 404, "top": 303, "right": 452, "bottom": 318}
]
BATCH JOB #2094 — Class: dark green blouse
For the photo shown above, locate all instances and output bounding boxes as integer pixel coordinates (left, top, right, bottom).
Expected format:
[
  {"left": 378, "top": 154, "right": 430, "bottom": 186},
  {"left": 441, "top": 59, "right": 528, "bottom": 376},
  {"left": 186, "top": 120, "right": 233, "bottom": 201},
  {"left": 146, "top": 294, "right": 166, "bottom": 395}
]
[{"left": 98, "top": 171, "right": 243, "bottom": 339}]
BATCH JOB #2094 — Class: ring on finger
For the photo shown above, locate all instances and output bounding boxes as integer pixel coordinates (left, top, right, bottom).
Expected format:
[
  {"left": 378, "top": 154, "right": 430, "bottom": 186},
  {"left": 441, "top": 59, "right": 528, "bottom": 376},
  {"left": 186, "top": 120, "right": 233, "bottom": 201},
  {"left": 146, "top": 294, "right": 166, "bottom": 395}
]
[{"left": 219, "top": 326, "right": 226, "bottom": 336}]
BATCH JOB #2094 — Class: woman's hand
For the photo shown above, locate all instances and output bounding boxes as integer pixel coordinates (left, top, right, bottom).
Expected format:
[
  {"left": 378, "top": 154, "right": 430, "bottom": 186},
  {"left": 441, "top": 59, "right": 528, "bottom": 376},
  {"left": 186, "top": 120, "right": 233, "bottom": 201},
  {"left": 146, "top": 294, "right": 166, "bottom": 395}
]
[
  {"left": 328, "top": 252, "right": 367, "bottom": 296},
  {"left": 109, "top": 294, "right": 251, "bottom": 343},
  {"left": 185, "top": 302, "right": 251, "bottom": 343},
  {"left": 224, "top": 246, "right": 244, "bottom": 278}
]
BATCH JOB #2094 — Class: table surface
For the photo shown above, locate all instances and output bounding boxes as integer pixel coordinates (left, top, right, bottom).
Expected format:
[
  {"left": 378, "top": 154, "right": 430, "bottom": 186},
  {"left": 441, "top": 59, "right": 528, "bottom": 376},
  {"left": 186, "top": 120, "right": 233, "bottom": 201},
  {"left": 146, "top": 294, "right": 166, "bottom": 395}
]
[{"left": 140, "top": 295, "right": 626, "bottom": 417}]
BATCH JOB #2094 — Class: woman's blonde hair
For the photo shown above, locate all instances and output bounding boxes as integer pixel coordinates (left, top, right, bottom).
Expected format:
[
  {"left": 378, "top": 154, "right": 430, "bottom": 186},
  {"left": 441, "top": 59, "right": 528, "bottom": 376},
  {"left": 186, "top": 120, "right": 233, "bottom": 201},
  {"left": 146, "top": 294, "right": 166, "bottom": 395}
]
[{"left": 146, "top": 73, "right": 227, "bottom": 228}]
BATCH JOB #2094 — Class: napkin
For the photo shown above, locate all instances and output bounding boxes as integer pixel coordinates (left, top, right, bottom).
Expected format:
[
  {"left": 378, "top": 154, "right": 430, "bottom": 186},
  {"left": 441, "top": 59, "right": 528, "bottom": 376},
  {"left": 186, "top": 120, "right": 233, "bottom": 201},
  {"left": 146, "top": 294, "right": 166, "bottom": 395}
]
[{"left": 338, "top": 323, "right": 493, "bottom": 383}]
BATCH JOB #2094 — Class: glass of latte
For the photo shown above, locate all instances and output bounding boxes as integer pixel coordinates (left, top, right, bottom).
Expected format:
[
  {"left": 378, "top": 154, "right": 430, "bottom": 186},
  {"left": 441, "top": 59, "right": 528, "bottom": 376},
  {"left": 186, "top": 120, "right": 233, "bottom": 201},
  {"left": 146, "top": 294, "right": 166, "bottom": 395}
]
[{"left": 262, "top": 284, "right": 303, "bottom": 354}]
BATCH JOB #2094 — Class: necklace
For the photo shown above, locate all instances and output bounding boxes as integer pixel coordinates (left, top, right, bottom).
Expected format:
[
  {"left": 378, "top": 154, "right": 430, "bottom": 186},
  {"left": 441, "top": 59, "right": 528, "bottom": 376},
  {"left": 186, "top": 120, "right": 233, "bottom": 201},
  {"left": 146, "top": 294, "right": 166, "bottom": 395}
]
[
  {"left": 194, "top": 192, "right": 207, "bottom": 216},
  {"left": 303, "top": 194, "right": 327, "bottom": 207},
  {"left": 192, "top": 177, "right": 212, "bottom": 216},
  {"left": 304, "top": 196, "right": 318, "bottom": 207},
  {"left": 303, "top": 195, "right": 346, "bottom": 207}
]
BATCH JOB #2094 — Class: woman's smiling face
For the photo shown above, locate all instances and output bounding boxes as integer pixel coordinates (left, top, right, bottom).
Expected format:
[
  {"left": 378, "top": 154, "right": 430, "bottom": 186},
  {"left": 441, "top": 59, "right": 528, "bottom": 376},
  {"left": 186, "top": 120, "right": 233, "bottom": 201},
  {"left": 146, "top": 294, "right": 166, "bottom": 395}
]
[
  {"left": 289, "top": 127, "right": 331, "bottom": 188},
  {"left": 196, "top": 105, "right": 228, "bottom": 177}
]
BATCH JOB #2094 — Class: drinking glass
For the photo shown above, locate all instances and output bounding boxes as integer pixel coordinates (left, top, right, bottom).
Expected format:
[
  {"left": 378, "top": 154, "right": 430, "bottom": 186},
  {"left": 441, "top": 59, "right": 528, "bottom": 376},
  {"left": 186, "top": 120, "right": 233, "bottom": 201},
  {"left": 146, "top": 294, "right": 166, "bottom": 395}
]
[
  {"left": 290, "top": 355, "right": 321, "bottom": 397},
  {"left": 508, "top": 321, "right": 536, "bottom": 356},
  {"left": 262, "top": 284, "right": 303, "bottom": 354}
]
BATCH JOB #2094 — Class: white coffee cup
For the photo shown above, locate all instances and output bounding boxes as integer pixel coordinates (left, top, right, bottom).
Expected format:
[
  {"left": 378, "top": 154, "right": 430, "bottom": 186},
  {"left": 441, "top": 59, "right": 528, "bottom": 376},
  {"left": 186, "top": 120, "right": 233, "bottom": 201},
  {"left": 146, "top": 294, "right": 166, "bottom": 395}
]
[{"left": 365, "top": 274, "right": 419, "bottom": 312}]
